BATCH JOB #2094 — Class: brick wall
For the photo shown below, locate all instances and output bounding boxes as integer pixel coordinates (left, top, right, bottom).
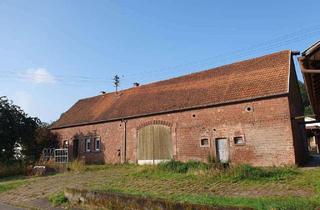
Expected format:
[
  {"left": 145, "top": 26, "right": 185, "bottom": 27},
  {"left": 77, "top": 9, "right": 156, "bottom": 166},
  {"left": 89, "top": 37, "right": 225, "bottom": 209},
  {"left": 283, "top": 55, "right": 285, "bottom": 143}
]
[{"left": 53, "top": 95, "right": 298, "bottom": 166}]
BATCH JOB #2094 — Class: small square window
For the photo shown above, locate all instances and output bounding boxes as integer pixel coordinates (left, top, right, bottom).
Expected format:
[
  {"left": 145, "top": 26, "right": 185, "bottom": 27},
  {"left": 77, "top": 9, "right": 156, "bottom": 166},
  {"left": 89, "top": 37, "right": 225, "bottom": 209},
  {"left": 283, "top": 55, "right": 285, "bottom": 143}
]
[
  {"left": 95, "top": 137, "right": 101, "bottom": 151},
  {"left": 85, "top": 139, "right": 91, "bottom": 152},
  {"left": 234, "top": 136, "right": 245, "bottom": 145},
  {"left": 200, "top": 138, "right": 209, "bottom": 147}
]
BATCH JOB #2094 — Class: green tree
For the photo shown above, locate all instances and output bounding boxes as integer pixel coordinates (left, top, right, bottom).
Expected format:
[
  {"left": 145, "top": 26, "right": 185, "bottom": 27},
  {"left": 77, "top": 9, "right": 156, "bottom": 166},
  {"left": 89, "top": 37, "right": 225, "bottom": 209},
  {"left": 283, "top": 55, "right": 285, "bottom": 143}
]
[
  {"left": 298, "top": 81, "right": 314, "bottom": 116},
  {"left": 0, "top": 96, "right": 59, "bottom": 164}
]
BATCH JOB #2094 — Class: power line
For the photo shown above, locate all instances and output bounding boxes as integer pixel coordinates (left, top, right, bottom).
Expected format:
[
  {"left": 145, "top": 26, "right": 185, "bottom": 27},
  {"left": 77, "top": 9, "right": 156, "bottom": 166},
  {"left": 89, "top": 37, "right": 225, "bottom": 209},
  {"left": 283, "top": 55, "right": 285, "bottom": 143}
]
[{"left": 0, "top": 25, "right": 319, "bottom": 87}]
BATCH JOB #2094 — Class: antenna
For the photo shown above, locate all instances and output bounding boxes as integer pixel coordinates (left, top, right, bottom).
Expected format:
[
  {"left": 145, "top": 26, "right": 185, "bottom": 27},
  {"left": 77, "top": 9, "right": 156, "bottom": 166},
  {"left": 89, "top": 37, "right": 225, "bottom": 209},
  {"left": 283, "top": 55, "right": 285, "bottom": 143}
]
[{"left": 113, "top": 75, "right": 120, "bottom": 92}]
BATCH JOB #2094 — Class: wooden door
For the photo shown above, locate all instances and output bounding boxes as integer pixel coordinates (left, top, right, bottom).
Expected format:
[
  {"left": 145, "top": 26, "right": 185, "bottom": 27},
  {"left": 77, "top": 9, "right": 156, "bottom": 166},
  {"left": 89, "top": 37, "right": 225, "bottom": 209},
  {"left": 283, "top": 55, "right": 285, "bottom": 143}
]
[
  {"left": 138, "top": 125, "right": 172, "bottom": 164},
  {"left": 73, "top": 139, "right": 79, "bottom": 159},
  {"left": 216, "top": 138, "right": 229, "bottom": 163}
]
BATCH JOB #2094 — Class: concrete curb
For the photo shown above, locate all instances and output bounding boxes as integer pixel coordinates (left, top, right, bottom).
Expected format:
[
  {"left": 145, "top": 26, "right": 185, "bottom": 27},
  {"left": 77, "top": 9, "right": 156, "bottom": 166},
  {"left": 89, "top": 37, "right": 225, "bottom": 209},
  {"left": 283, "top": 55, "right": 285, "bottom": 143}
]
[{"left": 64, "top": 188, "right": 253, "bottom": 210}]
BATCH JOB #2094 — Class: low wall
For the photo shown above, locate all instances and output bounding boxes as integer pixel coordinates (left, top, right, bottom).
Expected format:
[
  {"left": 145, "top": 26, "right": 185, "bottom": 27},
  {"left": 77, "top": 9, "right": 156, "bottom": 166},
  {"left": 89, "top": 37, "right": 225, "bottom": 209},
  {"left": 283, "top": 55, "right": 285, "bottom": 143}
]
[{"left": 64, "top": 188, "right": 252, "bottom": 210}]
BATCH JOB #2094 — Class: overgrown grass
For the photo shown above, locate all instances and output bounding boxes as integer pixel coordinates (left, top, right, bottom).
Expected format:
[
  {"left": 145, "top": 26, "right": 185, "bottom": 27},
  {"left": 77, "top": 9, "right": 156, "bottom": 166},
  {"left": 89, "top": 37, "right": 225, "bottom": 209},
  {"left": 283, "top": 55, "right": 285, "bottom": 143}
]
[
  {"left": 158, "top": 160, "right": 209, "bottom": 173},
  {"left": 67, "top": 159, "right": 86, "bottom": 172},
  {"left": 48, "top": 192, "right": 68, "bottom": 206},
  {"left": 91, "top": 161, "right": 316, "bottom": 210},
  {"left": 2, "top": 160, "right": 320, "bottom": 210},
  {"left": 136, "top": 160, "right": 299, "bottom": 182},
  {"left": 0, "top": 179, "right": 28, "bottom": 193},
  {"left": 96, "top": 187, "right": 320, "bottom": 210},
  {"left": 225, "top": 164, "right": 299, "bottom": 182}
]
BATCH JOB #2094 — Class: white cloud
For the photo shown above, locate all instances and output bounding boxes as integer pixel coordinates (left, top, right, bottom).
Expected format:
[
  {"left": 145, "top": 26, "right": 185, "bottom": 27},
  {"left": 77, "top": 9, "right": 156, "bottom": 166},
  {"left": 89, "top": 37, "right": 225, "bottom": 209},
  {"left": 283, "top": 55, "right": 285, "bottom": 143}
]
[{"left": 20, "top": 68, "right": 56, "bottom": 84}]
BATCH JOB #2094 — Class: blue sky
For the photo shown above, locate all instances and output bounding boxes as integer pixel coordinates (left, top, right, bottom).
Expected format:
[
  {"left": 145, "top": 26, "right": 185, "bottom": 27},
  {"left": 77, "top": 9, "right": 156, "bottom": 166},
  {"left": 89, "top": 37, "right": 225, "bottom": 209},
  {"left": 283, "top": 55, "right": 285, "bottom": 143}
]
[{"left": 0, "top": 0, "right": 319, "bottom": 123}]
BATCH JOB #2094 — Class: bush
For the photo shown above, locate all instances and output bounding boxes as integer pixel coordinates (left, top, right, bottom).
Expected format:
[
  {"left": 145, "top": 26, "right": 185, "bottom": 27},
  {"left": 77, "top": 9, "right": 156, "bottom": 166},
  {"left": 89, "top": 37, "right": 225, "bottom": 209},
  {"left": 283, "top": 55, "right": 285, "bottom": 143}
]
[
  {"left": 158, "top": 160, "right": 208, "bottom": 173},
  {"left": 0, "top": 162, "right": 28, "bottom": 178},
  {"left": 227, "top": 164, "right": 299, "bottom": 182},
  {"left": 49, "top": 192, "right": 68, "bottom": 206}
]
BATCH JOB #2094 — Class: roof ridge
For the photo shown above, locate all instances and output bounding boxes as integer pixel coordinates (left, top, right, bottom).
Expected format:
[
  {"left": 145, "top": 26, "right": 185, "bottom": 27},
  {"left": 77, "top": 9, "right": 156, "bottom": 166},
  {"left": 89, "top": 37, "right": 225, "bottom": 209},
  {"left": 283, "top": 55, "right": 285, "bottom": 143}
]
[
  {"left": 52, "top": 50, "right": 291, "bottom": 129},
  {"left": 81, "top": 50, "right": 290, "bottom": 102}
]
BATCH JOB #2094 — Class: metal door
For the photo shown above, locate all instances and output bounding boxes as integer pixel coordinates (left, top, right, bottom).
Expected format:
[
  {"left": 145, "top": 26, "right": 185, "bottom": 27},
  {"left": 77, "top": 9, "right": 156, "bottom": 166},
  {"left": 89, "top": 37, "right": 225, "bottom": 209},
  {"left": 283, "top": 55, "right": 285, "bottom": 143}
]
[{"left": 216, "top": 138, "right": 229, "bottom": 163}]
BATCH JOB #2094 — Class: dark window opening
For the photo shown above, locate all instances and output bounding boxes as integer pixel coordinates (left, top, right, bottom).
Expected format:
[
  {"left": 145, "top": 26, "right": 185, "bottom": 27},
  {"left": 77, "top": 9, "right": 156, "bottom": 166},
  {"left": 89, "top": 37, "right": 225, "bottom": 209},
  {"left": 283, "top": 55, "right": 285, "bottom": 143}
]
[
  {"left": 95, "top": 137, "right": 101, "bottom": 151},
  {"left": 234, "top": 136, "right": 245, "bottom": 145},
  {"left": 200, "top": 138, "right": 209, "bottom": 147},
  {"left": 63, "top": 140, "right": 68, "bottom": 148}
]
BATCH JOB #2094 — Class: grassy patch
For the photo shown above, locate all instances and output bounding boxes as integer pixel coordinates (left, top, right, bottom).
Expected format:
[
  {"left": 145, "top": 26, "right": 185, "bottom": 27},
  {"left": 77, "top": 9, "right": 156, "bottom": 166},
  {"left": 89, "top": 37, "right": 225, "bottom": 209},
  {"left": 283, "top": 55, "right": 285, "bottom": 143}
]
[
  {"left": 158, "top": 160, "right": 209, "bottom": 173},
  {"left": 1, "top": 162, "right": 320, "bottom": 210},
  {"left": 0, "top": 179, "right": 28, "bottom": 193},
  {"left": 91, "top": 186, "right": 320, "bottom": 210},
  {"left": 88, "top": 162, "right": 320, "bottom": 210},
  {"left": 225, "top": 164, "right": 299, "bottom": 182},
  {"left": 48, "top": 192, "right": 68, "bottom": 206}
]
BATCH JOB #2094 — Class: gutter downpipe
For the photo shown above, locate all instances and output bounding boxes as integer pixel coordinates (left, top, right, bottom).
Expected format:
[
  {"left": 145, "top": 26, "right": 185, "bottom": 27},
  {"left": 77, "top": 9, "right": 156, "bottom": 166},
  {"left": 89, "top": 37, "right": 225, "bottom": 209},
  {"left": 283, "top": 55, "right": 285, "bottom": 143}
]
[{"left": 122, "top": 119, "right": 127, "bottom": 163}]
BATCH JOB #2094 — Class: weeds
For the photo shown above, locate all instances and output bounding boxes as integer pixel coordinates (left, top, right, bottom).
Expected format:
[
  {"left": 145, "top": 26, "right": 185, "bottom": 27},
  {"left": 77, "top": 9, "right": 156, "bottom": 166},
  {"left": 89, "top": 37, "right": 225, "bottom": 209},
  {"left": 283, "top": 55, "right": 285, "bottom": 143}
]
[
  {"left": 226, "top": 164, "right": 299, "bottom": 182},
  {"left": 68, "top": 159, "right": 86, "bottom": 173},
  {"left": 158, "top": 160, "right": 209, "bottom": 173},
  {"left": 49, "top": 192, "right": 68, "bottom": 206}
]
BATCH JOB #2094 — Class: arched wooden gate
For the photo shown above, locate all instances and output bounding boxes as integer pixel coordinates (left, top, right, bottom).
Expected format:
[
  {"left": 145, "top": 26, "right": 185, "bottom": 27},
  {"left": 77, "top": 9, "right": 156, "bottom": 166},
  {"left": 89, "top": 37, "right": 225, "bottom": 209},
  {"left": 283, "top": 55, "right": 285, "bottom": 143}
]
[{"left": 137, "top": 124, "right": 172, "bottom": 164}]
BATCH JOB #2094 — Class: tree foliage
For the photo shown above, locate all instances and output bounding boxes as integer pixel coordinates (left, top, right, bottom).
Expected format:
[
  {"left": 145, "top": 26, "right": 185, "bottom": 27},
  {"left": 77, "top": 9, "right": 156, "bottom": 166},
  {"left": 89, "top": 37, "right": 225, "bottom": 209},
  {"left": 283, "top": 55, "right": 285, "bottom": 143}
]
[
  {"left": 298, "top": 81, "right": 314, "bottom": 116},
  {"left": 0, "top": 96, "right": 59, "bottom": 164}
]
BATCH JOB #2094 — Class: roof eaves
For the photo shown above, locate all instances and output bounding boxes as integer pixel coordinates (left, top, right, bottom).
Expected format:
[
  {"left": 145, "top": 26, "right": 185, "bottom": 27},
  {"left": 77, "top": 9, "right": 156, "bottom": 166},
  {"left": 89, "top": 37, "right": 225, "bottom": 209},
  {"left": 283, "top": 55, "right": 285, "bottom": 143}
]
[{"left": 302, "top": 40, "right": 320, "bottom": 56}]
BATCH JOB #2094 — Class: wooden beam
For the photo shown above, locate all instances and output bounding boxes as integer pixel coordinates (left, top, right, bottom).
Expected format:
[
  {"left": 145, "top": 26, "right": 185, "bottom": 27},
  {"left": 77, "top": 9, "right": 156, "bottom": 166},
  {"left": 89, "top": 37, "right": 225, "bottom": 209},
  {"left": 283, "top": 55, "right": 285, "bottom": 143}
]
[{"left": 302, "top": 69, "right": 320, "bottom": 73}]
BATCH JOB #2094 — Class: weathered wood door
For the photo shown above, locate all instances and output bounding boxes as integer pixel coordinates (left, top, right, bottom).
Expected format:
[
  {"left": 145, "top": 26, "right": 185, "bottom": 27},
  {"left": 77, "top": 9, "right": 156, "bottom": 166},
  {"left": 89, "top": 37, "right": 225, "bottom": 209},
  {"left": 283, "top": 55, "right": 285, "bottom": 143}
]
[
  {"left": 216, "top": 138, "right": 229, "bottom": 163},
  {"left": 138, "top": 125, "right": 172, "bottom": 164},
  {"left": 73, "top": 139, "right": 79, "bottom": 160}
]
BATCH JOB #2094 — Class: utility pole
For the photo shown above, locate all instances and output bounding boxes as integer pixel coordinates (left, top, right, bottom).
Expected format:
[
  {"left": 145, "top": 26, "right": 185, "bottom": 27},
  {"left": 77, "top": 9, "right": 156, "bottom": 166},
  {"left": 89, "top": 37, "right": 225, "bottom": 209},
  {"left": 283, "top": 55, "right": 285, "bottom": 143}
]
[{"left": 113, "top": 75, "right": 120, "bottom": 92}]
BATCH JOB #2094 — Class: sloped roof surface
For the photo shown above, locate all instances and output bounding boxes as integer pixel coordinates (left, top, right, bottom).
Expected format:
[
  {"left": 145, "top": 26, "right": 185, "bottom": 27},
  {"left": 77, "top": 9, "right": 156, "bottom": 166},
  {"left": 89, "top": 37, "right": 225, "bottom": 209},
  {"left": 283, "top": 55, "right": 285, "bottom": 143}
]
[{"left": 51, "top": 50, "right": 291, "bottom": 129}]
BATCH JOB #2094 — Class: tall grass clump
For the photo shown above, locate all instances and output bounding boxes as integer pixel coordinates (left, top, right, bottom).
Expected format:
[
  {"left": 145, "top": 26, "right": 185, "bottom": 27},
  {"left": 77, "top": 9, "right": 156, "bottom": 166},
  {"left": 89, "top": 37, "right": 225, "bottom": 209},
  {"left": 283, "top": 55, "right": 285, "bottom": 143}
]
[
  {"left": 227, "top": 164, "right": 299, "bottom": 182},
  {"left": 158, "top": 160, "right": 209, "bottom": 173},
  {"left": 68, "top": 159, "right": 86, "bottom": 173},
  {"left": 49, "top": 192, "right": 68, "bottom": 206}
]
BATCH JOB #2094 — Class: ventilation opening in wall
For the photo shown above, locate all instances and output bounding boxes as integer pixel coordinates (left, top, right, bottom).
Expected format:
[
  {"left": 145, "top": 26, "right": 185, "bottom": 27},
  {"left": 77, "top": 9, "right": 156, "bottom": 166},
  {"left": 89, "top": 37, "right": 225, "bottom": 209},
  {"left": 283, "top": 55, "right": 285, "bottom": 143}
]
[
  {"left": 200, "top": 138, "right": 209, "bottom": 147},
  {"left": 192, "top": 114, "right": 196, "bottom": 118},
  {"left": 245, "top": 105, "right": 253, "bottom": 112},
  {"left": 234, "top": 136, "right": 245, "bottom": 145}
]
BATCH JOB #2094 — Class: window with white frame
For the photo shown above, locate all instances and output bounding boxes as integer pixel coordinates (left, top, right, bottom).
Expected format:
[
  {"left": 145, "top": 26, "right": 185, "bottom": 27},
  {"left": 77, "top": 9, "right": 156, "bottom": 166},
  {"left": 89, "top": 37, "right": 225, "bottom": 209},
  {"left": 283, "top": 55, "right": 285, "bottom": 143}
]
[
  {"left": 85, "top": 138, "right": 91, "bottom": 152},
  {"left": 95, "top": 137, "right": 101, "bottom": 151}
]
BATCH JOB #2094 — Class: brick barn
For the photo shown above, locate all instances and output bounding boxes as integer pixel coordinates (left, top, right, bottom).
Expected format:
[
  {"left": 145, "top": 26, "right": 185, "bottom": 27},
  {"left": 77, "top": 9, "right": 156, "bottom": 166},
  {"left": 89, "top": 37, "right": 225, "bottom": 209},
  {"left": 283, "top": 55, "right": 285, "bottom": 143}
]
[{"left": 51, "top": 50, "right": 308, "bottom": 166}]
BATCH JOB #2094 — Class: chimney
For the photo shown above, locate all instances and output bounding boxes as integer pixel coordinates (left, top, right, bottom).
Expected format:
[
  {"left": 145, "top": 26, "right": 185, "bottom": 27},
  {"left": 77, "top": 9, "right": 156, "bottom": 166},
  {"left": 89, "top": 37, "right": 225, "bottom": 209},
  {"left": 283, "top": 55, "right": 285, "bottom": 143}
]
[{"left": 133, "top": 82, "right": 140, "bottom": 87}]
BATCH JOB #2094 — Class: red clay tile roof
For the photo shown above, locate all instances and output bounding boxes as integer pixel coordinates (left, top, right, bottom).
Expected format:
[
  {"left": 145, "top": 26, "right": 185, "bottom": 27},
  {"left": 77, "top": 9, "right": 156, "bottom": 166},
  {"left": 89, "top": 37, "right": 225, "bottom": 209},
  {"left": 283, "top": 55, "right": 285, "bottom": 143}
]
[{"left": 51, "top": 50, "right": 291, "bottom": 129}]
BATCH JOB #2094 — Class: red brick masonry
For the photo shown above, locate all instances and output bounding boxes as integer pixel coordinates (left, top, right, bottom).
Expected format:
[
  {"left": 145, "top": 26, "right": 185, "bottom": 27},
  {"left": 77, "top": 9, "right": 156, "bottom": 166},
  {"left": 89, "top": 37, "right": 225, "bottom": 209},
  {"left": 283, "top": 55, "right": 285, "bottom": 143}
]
[
  {"left": 52, "top": 51, "right": 308, "bottom": 166},
  {"left": 54, "top": 96, "right": 305, "bottom": 166}
]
